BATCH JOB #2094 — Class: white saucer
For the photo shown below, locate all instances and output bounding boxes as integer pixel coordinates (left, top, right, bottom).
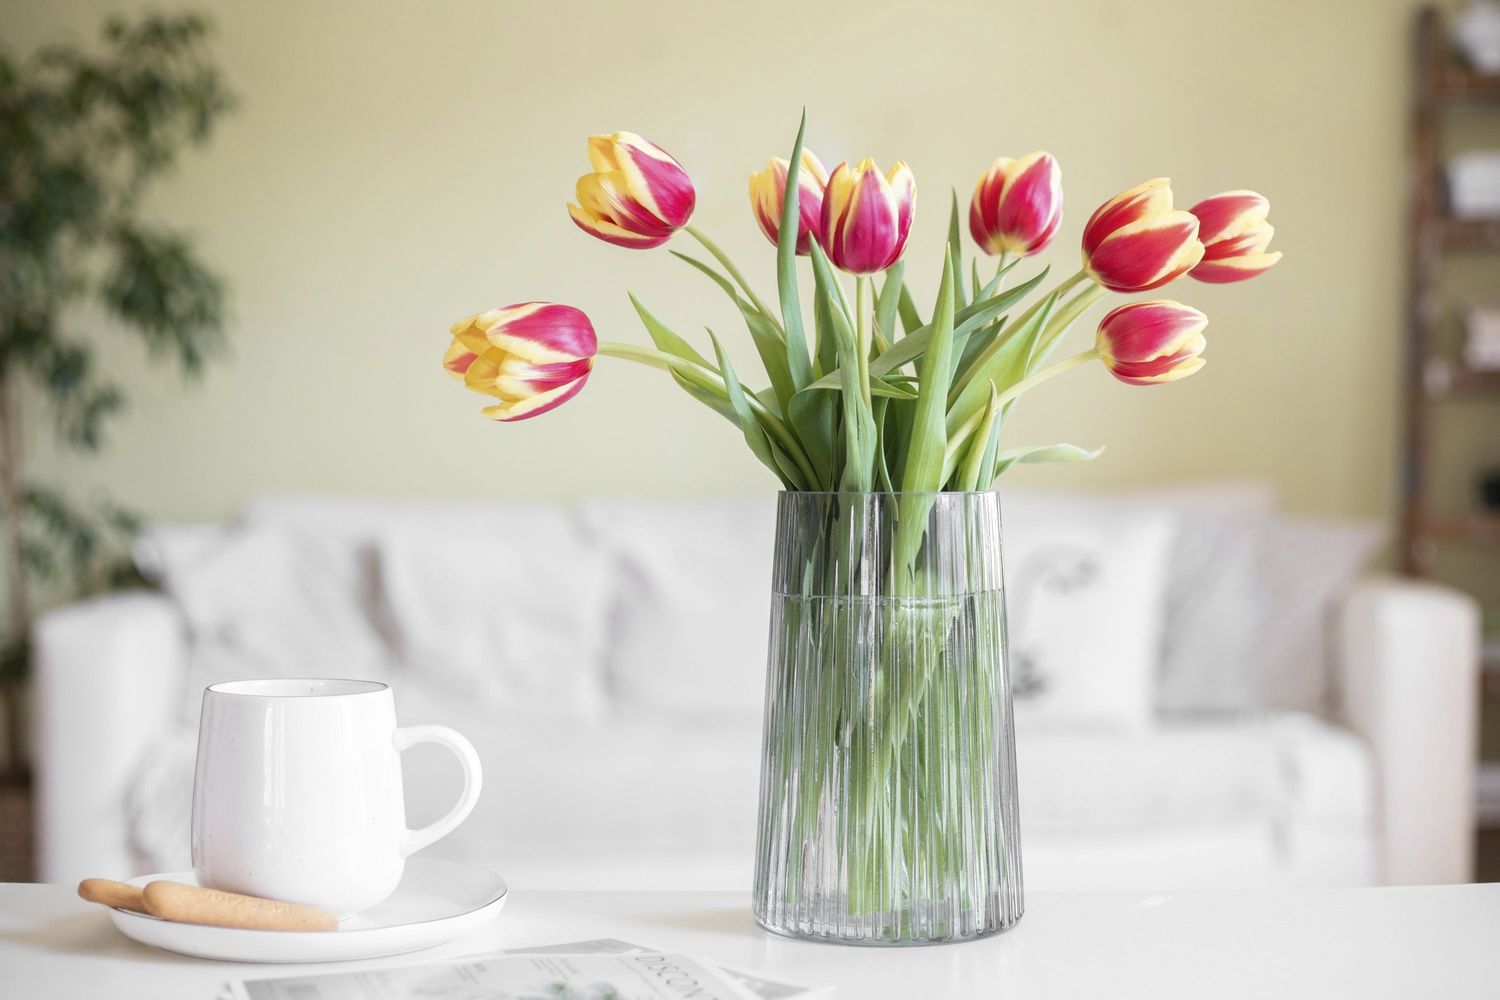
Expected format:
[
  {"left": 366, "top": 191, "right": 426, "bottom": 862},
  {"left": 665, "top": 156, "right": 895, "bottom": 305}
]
[{"left": 108, "top": 858, "right": 507, "bottom": 963}]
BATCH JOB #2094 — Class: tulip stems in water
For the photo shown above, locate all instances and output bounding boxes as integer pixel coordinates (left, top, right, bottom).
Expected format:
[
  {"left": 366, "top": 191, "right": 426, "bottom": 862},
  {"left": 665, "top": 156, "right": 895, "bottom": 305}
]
[{"left": 684, "top": 225, "right": 781, "bottom": 333}]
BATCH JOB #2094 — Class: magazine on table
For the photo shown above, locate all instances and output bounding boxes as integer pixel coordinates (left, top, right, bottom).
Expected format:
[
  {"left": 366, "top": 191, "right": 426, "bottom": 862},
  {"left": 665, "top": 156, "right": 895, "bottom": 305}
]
[{"left": 225, "top": 938, "right": 831, "bottom": 1000}]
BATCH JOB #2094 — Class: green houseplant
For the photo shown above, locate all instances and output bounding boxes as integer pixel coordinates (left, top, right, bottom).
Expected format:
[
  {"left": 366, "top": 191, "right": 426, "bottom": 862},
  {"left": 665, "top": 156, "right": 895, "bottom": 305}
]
[{"left": 0, "top": 12, "right": 234, "bottom": 780}]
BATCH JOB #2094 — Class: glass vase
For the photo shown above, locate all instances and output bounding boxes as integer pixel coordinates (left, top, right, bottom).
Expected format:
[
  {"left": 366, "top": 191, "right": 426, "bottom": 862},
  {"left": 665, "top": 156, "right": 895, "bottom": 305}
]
[{"left": 751, "top": 491, "right": 1022, "bottom": 945}]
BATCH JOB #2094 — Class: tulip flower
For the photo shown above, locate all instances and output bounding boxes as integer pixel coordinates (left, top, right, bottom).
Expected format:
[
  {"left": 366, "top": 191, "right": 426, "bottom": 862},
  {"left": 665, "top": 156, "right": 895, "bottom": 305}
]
[
  {"left": 444, "top": 302, "right": 597, "bottom": 420},
  {"left": 820, "top": 158, "right": 916, "bottom": 274},
  {"left": 568, "top": 132, "right": 695, "bottom": 249},
  {"left": 1081, "top": 178, "right": 1204, "bottom": 292},
  {"left": 1188, "top": 191, "right": 1283, "bottom": 283},
  {"left": 749, "top": 150, "right": 829, "bottom": 255},
  {"left": 968, "top": 152, "right": 1063, "bottom": 256},
  {"left": 1095, "top": 299, "right": 1207, "bottom": 385}
]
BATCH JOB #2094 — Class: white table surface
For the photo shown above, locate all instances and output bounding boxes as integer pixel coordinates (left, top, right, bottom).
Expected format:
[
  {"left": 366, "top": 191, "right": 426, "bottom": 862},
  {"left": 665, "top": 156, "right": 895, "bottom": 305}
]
[{"left": 2, "top": 881, "right": 1498, "bottom": 999}]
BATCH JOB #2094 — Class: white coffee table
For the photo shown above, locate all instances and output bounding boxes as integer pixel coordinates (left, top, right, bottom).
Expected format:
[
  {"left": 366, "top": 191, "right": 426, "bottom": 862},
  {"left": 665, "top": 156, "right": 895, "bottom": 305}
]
[{"left": 2, "top": 881, "right": 1497, "bottom": 998}]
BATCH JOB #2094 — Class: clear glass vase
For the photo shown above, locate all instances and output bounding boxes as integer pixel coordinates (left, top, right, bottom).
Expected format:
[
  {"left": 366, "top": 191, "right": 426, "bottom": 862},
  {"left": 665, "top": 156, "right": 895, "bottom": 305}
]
[{"left": 752, "top": 491, "right": 1022, "bottom": 945}]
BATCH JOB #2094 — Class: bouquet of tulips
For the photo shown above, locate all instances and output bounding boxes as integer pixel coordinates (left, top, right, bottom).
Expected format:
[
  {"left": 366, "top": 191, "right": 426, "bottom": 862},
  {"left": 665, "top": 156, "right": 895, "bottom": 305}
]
[
  {"left": 442, "top": 113, "right": 1281, "bottom": 941},
  {"left": 442, "top": 113, "right": 1279, "bottom": 500}
]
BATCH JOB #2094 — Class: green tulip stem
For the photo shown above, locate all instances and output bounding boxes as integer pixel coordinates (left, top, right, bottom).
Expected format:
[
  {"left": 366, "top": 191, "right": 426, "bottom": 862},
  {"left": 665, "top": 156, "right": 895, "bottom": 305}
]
[
  {"left": 597, "top": 340, "right": 818, "bottom": 485},
  {"left": 1036, "top": 282, "right": 1108, "bottom": 357},
  {"left": 991, "top": 348, "right": 1099, "bottom": 410},
  {"left": 855, "top": 276, "right": 874, "bottom": 409},
  {"left": 684, "top": 225, "right": 780, "bottom": 332},
  {"left": 953, "top": 267, "right": 1090, "bottom": 391}
]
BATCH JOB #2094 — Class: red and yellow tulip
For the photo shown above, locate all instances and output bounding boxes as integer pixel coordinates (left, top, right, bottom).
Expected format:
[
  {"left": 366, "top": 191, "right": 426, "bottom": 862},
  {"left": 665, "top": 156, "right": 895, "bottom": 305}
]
[
  {"left": 1081, "top": 179, "right": 1204, "bottom": 292},
  {"left": 1188, "top": 191, "right": 1282, "bottom": 283},
  {"left": 968, "top": 152, "right": 1063, "bottom": 257},
  {"left": 819, "top": 158, "right": 916, "bottom": 274},
  {"left": 750, "top": 150, "right": 829, "bottom": 255},
  {"left": 444, "top": 302, "right": 597, "bottom": 421},
  {"left": 1095, "top": 299, "right": 1207, "bottom": 385},
  {"left": 567, "top": 132, "right": 695, "bottom": 249}
]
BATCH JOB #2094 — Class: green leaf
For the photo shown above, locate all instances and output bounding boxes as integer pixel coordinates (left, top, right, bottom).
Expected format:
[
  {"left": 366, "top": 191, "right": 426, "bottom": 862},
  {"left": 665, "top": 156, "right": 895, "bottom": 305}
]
[
  {"left": 946, "top": 190, "right": 968, "bottom": 310},
  {"left": 809, "top": 242, "right": 876, "bottom": 492},
  {"left": 901, "top": 249, "right": 957, "bottom": 497},
  {"left": 799, "top": 267, "right": 1048, "bottom": 393},
  {"left": 708, "top": 330, "right": 801, "bottom": 490},
  {"left": 897, "top": 284, "right": 924, "bottom": 334},
  {"left": 894, "top": 249, "right": 957, "bottom": 574},
  {"left": 671, "top": 250, "right": 794, "bottom": 416},
  {"left": 946, "top": 289, "right": 1060, "bottom": 436},
  {"left": 777, "top": 111, "right": 814, "bottom": 391},
  {"left": 992, "top": 442, "right": 1105, "bottom": 478},
  {"left": 629, "top": 295, "right": 736, "bottom": 423},
  {"left": 955, "top": 382, "right": 1001, "bottom": 491},
  {"left": 876, "top": 261, "right": 904, "bottom": 337}
]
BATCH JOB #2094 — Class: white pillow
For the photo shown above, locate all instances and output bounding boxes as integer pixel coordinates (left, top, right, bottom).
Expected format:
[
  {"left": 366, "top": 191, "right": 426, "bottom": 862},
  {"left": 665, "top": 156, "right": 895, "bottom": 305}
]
[
  {"left": 135, "top": 521, "right": 391, "bottom": 720},
  {"left": 373, "top": 512, "right": 610, "bottom": 719},
  {"left": 582, "top": 498, "right": 777, "bottom": 717},
  {"left": 998, "top": 493, "right": 1177, "bottom": 731},
  {"left": 1251, "top": 515, "right": 1383, "bottom": 713}
]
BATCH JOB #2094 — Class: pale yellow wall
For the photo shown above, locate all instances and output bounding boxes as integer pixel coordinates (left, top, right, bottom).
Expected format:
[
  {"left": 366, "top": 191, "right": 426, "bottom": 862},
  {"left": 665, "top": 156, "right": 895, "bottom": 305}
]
[{"left": 7, "top": 0, "right": 1420, "bottom": 523}]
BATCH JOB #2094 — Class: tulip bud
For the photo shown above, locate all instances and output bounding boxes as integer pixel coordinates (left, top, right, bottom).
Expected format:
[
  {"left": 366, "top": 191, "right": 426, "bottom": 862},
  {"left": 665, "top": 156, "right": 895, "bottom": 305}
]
[
  {"left": 749, "top": 150, "right": 829, "bottom": 255},
  {"left": 568, "top": 132, "right": 695, "bottom": 249},
  {"left": 1082, "top": 178, "right": 1204, "bottom": 292},
  {"left": 819, "top": 158, "right": 916, "bottom": 275},
  {"left": 1095, "top": 300, "right": 1207, "bottom": 385},
  {"left": 444, "top": 302, "right": 597, "bottom": 420},
  {"left": 1188, "top": 191, "right": 1283, "bottom": 283},
  {"left": 968, "top": 152, "right": 1063, "bottom": 256}
]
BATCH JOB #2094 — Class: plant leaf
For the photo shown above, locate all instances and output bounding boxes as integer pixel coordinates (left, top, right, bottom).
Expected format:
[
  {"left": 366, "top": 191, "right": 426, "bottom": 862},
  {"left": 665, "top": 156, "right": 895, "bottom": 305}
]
[
  {"left": 777, "top": 111, "right": 814, "bottom": 391},
  {"left": 708, "top": 330, "right": 801, "bottom": 489},
  {"left": 991, "top": 442, "right": 1105, "bottom": 478},
  {"left": 809, "top": 242, "right": 876, "bottom": 492},
  {"left": 671, "top": 250, "right": 794, "bottom": 416},
  {"left": 900, "top": 247, "right": 956, "bottom": 496},
  {"left": 629, "top": 295, "right": 736, "bottom": 423},
  {"left": 946, "top": 288, "right": 1060, "bottom": 436},
  {"left": 947, "top": 190, "right": 968, "bottom": 310}
]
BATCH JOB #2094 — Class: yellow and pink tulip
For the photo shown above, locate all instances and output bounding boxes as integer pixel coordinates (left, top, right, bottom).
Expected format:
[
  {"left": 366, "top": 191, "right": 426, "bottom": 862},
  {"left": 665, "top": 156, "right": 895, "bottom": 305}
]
[
  {"left": 820, "top": 158, "right": 916, "bottom": 274},
  {"left": 568, "top": 132, "right": 696, "bottom": 249},
  {"left": 969, "top": 152, "right": 1063, "bottom": 257},
  {"left": 444, "top": 302, "right": 597, "bottom": 421},
  {"left": 1188, "top": 190, "right": 1282, "bottom": 283},
  {"left": 1081, "top": 179, "right": 1204, "bottom": 292},
  {"left": 750, "top": 150, "right": 829, "bottom": 255},
  {"left": 1095, "top": 300, "right": 1207, "bottom": 385}
]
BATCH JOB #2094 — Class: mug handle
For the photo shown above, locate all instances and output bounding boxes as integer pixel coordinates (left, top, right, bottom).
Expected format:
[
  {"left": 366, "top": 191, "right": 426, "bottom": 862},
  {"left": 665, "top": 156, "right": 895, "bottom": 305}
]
[{"left": 393, "top": 725, "right": 484, "bottom": 857}]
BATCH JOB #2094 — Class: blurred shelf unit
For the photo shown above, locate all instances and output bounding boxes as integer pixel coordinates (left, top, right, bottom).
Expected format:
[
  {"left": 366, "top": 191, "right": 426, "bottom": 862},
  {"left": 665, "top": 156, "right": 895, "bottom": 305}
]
[{"left": 1409, "top": 9, "right": 1500, "bottom": 697}]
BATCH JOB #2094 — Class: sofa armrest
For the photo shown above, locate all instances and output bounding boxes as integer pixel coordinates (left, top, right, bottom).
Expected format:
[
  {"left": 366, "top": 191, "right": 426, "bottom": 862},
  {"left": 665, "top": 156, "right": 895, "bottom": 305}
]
[
  {"left": 31, "top": 591, "right": 187, "bottom": 883},
  {"left": 1336, "top": 575, "right": 1479, "bottom": 885}
]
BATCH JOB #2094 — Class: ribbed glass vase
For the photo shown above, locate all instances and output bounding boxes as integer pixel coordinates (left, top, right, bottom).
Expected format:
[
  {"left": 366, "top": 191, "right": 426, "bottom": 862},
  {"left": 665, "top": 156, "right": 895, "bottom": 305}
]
[{"left": 751, "top": 491, "right": 1022, "bottom": 945}]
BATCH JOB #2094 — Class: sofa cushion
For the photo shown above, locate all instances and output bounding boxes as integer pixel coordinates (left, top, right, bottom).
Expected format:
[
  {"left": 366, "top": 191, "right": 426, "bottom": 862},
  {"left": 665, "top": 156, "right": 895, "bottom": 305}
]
[
  {"left": 581, "top": 498, "right": 777, "bottom": 716},
  {"left": 134, "top": 520, "right": 392, "bottom": 720},
  {"left": 243, "top": 493, "right": 612, "bottom": 718},
  {"left": 1015, "top": 713, "right": 1375, "bottom": 832},
  {"left": 999, "top": 493, "right": 1176, "bottom": 730}
]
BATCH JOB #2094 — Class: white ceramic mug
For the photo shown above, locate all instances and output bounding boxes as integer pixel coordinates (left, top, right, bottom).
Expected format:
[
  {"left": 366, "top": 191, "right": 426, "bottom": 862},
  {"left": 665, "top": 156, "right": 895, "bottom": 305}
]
[{"left": 191, "top": 678, "right": 482, "bottom": 918}]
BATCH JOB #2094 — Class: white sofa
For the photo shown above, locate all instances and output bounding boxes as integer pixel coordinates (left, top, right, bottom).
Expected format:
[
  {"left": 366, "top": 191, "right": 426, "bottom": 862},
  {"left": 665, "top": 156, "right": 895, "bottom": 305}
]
[{"left": 31, "top": 488, "right": 1480, "bottom": 891}]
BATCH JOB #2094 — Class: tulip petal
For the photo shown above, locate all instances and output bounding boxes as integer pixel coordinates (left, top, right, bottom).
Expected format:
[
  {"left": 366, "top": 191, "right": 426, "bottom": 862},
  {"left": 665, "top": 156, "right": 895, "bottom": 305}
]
[
  {"left": 993, "top": 152, "right": 1063, "bottom": 255},
  {"left": 612, "top": 133, "right": 696, "bottom": 229},
  {"left": 1086, "top": 212, "right": 1204, "bottom": 292},
  {"left": 1190, "top": 250, "right": 1283, "bottom": 284},
  {"left": 568, "top": 202, "right": 672, "bottom": 249},
  {"left": 481, "top": 302, "right": 597, "bottom": 363},
  {"left": 1082, "top": 178, "right": 1172, "bottom": 256},
  {"left": 1190, "top": 190, "right": 1269, "bottom": 245},
  {"left": 480, "top": 371, "right": 590, "bottom": 421},
  {"left": 443, "top": 339, "right": 478, "bottom": 380}
]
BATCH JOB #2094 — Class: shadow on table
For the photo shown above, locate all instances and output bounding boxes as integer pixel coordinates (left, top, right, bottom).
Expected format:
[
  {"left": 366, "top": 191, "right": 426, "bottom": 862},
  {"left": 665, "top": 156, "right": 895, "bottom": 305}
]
[
  {"left": 636, "top": 904, "right": 762, "bottom": 936},
  {"left": 0, "top": 910, "right": 197, "bottom": 965}
]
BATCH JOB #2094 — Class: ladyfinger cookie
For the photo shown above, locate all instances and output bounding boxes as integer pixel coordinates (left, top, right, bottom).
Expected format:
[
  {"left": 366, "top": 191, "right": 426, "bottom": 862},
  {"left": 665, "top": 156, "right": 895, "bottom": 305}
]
[
  {"left": 141, "top": 880, "right": 339, "bottom": 932},
  {"left": 77, "top": 877, "right": 148, "bottom": 913}
]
